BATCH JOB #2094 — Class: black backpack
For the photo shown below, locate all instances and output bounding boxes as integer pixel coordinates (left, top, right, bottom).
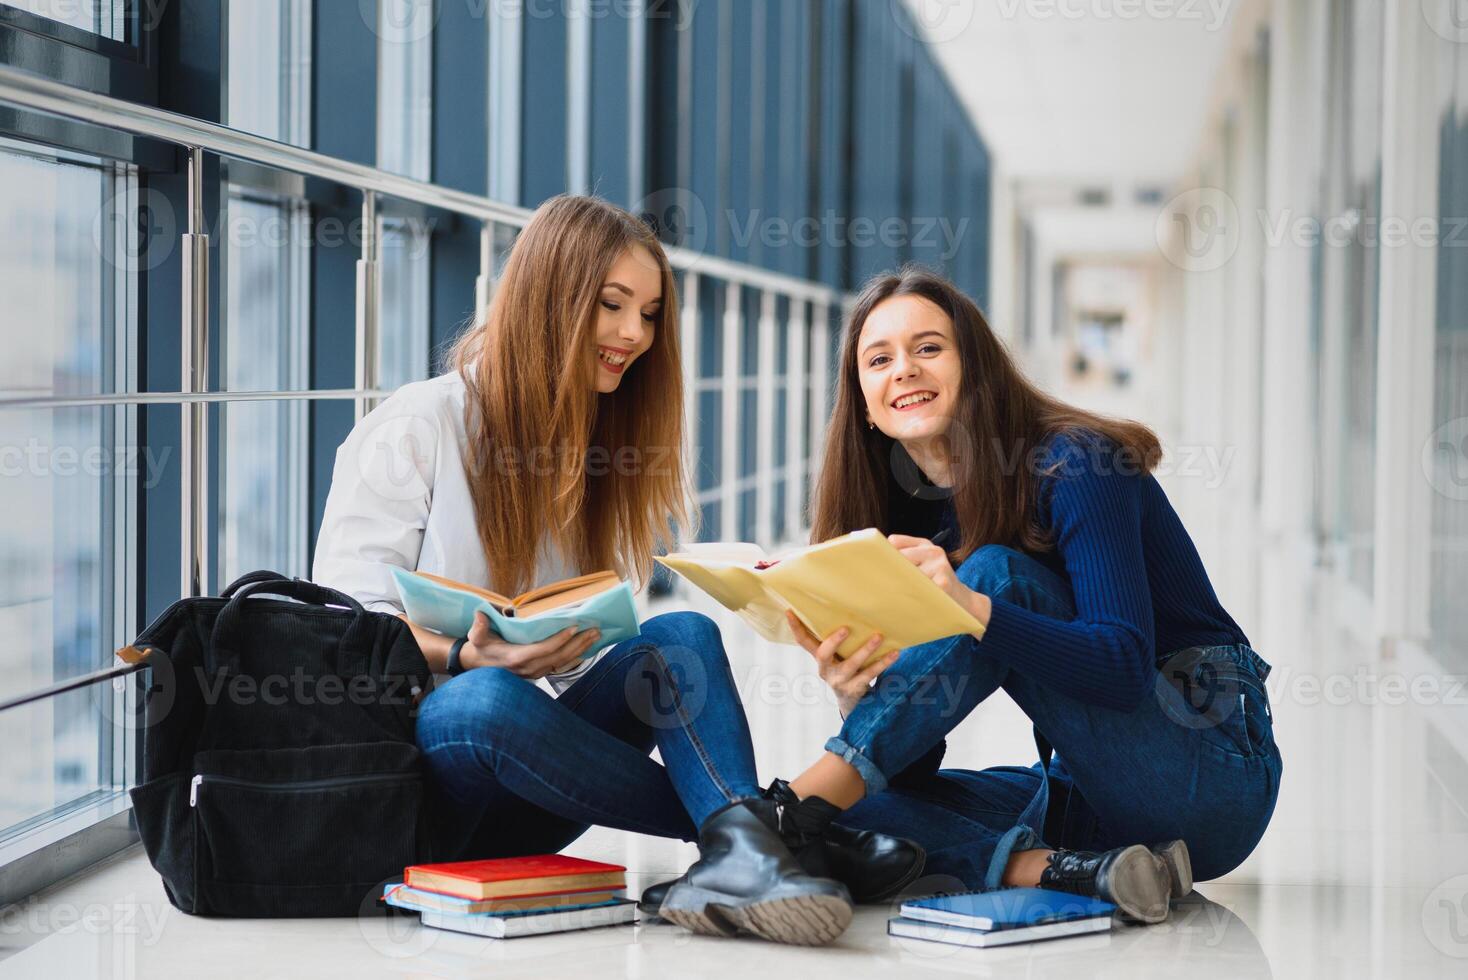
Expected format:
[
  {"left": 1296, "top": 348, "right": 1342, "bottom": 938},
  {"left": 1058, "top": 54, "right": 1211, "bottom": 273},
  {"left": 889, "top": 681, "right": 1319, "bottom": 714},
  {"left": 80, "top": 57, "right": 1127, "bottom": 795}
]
[{"left": 125, "top": 571, "right": 435, "bottom": 917}]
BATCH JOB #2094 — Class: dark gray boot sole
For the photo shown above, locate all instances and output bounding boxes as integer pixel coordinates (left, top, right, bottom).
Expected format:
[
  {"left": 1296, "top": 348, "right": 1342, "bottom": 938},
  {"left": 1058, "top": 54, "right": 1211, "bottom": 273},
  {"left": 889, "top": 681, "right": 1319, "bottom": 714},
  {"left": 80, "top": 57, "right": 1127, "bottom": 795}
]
[
  {"left": 659, "top": 884, "right": 853, "bottom": 946},
  {"left": 1104, "top": 845, "right": 1173, "bottom": 924},
  {"left": 1152, "top": 839, "right": 1193, "bottom": 898}
]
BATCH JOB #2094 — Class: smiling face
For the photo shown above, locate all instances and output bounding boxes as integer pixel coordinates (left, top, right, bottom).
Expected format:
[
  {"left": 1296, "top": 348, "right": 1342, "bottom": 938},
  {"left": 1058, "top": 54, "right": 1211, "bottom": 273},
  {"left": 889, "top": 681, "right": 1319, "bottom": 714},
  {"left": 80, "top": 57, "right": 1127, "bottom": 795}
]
[
  {"left": 591, "top": 245, "right": 663, "bottom": 393},
  {"left": 856, "top": 293, "right": 964, "bottom": 446}
]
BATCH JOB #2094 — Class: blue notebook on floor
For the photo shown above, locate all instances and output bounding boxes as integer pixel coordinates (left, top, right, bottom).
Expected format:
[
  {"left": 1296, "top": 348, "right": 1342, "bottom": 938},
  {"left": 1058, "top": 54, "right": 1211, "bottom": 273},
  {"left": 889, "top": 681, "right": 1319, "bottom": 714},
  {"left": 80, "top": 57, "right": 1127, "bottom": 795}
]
[
  {"left": 887, "top": 914, "right": 1113, "bottom": 949},
  {"left": 899, "top": 888, "right": 1116, "bottom": 931}
]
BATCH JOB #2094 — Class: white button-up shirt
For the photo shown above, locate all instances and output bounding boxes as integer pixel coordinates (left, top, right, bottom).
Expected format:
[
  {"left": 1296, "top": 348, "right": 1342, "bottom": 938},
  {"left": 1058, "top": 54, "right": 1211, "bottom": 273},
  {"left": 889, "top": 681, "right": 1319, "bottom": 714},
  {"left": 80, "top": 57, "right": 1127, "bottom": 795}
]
[{"left": 311, "top": 370, "right": 604, "bottom": 692}]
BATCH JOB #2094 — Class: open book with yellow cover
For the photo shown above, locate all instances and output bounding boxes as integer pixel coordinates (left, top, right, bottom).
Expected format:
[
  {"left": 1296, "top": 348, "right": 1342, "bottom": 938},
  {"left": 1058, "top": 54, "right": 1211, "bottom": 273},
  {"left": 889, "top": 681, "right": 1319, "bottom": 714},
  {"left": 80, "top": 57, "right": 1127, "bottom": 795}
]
[{"left": 655, "top": 528, "right": 984, "bottom": 667}]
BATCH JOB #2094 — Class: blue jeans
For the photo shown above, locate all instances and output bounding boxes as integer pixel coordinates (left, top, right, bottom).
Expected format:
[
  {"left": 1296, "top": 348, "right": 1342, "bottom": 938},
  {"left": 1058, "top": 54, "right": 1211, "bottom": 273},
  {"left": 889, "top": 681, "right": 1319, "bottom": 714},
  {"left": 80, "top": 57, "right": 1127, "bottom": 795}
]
[
  {"left": 415, "top": 611, "right": 763, "bottom": 860},
  {"left": 827, "top": 545, "right": 1283, "bottom": 891}
]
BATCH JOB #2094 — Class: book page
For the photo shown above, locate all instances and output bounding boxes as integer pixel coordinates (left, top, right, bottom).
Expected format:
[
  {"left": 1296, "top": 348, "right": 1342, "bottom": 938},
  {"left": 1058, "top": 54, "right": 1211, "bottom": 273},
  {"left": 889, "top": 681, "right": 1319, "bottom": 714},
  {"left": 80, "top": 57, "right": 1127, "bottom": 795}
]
[
  {"left": 762, "top": 530, "right": 983, "bottom": 662},
  {"left": 516, "top": 573, "right": 621, "bottom": 618},
  {"left": 669, "top": 541, "right": 769, "bottom": 565},
  {"left": 660, "top": 529, "right": 983, "bottom": 668},
  {"left": 410, "top": 570, "right": 512, "bottom": 610}
]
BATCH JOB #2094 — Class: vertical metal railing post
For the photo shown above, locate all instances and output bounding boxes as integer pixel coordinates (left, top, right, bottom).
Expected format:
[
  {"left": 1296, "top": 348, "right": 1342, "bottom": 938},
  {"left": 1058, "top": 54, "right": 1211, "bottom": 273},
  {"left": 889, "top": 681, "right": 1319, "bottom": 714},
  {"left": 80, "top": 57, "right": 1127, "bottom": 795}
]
[
  {"left": 784, "top": 299, "right": 808, "bottom": 541},
  {"left": 720, "top": 282, "right": 742, "bottom": 542},
  {"left": 808, "top": 301, "right": 831, "bottom": 476},
  {"left": 755, "top": 290, "right": 777, "bottom": 546},
  {"left": 681, "top": 271, "right": 701, "bottom": 495},
  {"left": 355, "top": 190, "right": 381, "bottom": 421},
  {"left": 475, "top": 220, "right": 497, "bottom": 318},
  {"left": 180, "top": 146, "right": 210, "bottom": 598}
]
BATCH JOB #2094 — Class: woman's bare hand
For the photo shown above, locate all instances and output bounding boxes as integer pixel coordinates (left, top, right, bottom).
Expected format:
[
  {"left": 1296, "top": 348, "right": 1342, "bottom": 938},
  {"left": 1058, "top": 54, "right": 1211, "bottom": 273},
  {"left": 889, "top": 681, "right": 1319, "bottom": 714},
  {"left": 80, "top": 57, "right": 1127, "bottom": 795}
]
[
  {"left": 786, "top": 611, "right": 899, "bottom": 716},
  {"left": 463, "top": 611, "right": 601, "bottom": 679},
  {"left": 887, "top": 534, "right": 991, "bottom": 630}
]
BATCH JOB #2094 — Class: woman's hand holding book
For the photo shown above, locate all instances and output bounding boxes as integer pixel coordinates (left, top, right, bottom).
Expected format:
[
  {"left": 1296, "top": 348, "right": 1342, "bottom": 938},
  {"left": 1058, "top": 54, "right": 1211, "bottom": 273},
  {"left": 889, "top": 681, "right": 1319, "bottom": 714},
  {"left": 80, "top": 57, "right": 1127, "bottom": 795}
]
[
  {"left": 785, "top": 611, "right": 899, "bottom": 717},
  {"left": 462, "top": 610, "right": 602, "bottom": 679},
  {"left": 886, "top": 534, "right": 991, "bottom": 635}
]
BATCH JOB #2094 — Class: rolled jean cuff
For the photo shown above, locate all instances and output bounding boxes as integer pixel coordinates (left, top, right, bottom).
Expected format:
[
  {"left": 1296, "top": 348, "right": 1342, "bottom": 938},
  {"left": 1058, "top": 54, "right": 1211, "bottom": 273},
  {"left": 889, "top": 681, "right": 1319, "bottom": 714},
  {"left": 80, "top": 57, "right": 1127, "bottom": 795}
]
[
  {"left": 984, "top": 824, "right": 1042, "bottom": 892},
  {"left": 823, "top": 736, "right": 888, "bottom": 795}
]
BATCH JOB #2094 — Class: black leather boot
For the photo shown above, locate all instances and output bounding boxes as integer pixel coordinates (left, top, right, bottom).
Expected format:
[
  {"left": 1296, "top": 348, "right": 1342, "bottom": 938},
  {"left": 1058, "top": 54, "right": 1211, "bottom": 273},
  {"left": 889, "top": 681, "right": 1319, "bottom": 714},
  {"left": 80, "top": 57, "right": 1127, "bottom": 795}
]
[
  {"left": 763, "top": 778, "right": 926, "bottom": 904},
  {"left": 1038, "top": 843, "right": 1173, "bottom": 924},
  {"left": 658, "top": 798, "right": 853, "bottom": 945},
  {"left": 637, "top": 877, "right": 675, "bottom": 918}
]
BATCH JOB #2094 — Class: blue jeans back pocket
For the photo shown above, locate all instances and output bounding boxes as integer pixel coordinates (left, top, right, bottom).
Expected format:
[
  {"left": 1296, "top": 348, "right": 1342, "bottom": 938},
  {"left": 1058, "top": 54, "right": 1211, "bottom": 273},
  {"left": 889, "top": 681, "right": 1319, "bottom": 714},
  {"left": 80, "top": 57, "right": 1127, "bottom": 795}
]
[{"left": 1155, "top": 645, "right": 1274, "bottom": 760}]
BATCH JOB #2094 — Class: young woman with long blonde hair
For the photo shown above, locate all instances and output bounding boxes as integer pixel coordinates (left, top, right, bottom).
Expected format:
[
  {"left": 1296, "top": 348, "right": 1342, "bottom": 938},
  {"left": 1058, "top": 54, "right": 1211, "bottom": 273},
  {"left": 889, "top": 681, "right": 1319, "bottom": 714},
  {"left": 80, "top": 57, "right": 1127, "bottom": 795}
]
[{"left": 313, "top": 195, "right": 916, "bottom": 946}]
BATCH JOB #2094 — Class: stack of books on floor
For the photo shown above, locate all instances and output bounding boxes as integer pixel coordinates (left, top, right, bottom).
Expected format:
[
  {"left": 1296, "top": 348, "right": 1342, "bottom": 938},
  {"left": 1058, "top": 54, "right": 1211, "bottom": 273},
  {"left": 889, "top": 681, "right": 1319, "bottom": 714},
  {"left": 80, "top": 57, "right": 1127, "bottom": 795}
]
[
  {"left": 383, "top": 854, "right": 637, "bottom": 938},
  {"left": 888, "top": 888, "right": 1116, "bottom": 948}
]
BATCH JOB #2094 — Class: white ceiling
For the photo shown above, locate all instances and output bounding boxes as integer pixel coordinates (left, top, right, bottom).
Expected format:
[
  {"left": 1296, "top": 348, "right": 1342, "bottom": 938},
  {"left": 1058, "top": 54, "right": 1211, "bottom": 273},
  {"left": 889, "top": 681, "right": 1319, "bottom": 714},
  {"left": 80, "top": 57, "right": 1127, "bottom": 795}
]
[{"left": 905, "top": 0, "right": 1238, "bottom": 184}]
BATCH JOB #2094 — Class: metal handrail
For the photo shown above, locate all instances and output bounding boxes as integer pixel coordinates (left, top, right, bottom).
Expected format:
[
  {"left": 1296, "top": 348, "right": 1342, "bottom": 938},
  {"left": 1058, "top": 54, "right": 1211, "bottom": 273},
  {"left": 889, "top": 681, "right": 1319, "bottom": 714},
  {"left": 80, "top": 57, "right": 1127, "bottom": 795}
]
[
  {"left": 0, "top": 387, "right": 398, "bottom": 410},
  {"left": 0, "top": 661, "right": 148, "bottom": 715},
  {"left": 0, "top": 64, "right": 844, "bottom": 306}
]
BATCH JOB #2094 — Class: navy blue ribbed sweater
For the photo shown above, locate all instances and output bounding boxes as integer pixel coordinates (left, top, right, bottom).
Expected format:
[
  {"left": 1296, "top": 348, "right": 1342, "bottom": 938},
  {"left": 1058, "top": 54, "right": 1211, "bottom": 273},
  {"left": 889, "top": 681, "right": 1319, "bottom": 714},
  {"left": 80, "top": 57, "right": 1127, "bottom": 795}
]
[{"left": 893, "top": 432, "right": 1249, "bottom": 713}]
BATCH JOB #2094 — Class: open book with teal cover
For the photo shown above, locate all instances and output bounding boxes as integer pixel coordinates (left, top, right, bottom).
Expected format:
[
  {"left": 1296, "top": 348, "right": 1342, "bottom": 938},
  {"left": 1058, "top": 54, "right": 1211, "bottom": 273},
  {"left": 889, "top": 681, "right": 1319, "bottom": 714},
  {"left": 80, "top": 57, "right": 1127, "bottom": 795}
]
[{"left": 389, "top": 565, "right": 639, "bottom": 655}]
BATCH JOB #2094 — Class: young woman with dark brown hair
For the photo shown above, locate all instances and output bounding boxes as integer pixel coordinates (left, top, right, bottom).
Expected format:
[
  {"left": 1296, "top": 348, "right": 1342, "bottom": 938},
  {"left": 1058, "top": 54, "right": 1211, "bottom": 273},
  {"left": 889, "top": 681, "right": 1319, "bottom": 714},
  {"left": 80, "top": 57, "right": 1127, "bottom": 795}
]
[
  {"left": 748, "top": 265, "right": 1282, "bottom": 923},
  {"left": 313, "top": 196, "right": 919, "bottom": 946}
]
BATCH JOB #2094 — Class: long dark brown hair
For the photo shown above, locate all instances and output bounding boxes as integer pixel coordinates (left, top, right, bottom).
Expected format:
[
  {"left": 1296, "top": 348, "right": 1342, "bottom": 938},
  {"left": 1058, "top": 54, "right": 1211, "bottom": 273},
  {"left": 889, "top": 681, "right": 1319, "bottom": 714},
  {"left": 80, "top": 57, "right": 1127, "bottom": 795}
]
[
  {"left": 810, "top": 265, "right": 1161, "bottom": 559},
  {"left": 448, "top": 195, "right": 690, "bottom": 596}
]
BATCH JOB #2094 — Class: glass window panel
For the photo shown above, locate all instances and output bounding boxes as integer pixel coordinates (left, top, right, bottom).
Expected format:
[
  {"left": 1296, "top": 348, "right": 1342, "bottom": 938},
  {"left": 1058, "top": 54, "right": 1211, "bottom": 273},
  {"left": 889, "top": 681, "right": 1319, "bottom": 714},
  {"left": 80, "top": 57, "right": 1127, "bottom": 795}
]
[
  {"left": 0, "top": 145, "right": 110, "bottom": 398},
  {"left": 220, "top": 1, "right": 312, "bottom": 582},
  {"left": 775, "top": 297, "right": 790, "bottom": 373},
  {"left": 699, "top": 281, "right": 723, "bottom": 378},
  {"left": 697, "top": 389, "right": 721, "bottom": 492},
  {"left": 4, "top": 0, "right": 125, "bottom": 40},
  {"left": 774, "top": 385, "right": 787, "bottom": 478},
  {"left": 1317, "top": 0, "right": 1383, "bottom": 594},
  {"left": 378, "top": 0, "right": 433, "bottom": 182},
  {"left": 0, "top": 689, "right": 109, "bottom": 834},
  {"left": 1430, "top": 37, "right": 1468, "bottom": 671},
  {"left": 739, "top": 488, "right": 757, "bottom": 544},
  {"left": 740, "top": 388, "right": 758, "bottom": 478},
  {"left": 219, "top": 193, "right": 309, "bottom": 582},
  {"left": 221, "top": 401, "right": 303, "bottom": 579},
  {"left": 741, "top": 290, "right": 760, "bottom": 377},
  {"left": 0, "top": 405, "right": 116, "bottom": 834},
  {"left": 698, "top": 501, "right": 721, "bottom": 544},
  {"left": 378, "top": 216, "right": 432, "bottom": 390},
  {"left": 772, "top": 478, "right": 787, "bottom": 545},
  {"left": 0, "top": 143, "right": 130, "bottom": 845},
  {"left": 226, "top": 0, "right": 312, "bottom": 147}
]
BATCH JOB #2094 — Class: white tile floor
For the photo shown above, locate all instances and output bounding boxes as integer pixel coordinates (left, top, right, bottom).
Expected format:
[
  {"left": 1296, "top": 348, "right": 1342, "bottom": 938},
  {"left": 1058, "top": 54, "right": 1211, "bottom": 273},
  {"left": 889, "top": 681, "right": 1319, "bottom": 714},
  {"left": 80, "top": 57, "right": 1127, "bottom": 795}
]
[{"left": 4, "top": 572, "right": 1468, "bottom": 978}]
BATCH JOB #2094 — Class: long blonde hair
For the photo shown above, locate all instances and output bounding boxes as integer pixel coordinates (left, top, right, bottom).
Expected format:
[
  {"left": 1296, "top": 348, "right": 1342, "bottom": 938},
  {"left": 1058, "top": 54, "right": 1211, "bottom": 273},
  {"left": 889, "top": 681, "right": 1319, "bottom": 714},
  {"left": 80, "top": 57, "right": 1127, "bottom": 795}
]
[{"left": 448, "top": 195, "right": 689, "bottom": 595}]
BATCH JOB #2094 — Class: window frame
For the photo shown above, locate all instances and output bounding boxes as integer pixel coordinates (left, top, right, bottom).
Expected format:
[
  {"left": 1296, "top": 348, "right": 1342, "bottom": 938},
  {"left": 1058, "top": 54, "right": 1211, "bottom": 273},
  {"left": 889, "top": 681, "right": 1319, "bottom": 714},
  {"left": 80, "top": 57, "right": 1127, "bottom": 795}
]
[
  {"left": 0, "top": 1, "right": 155, "bottom": 102},
  {"left": 0, "top": 144, "right": 141, "bottom": 907}
]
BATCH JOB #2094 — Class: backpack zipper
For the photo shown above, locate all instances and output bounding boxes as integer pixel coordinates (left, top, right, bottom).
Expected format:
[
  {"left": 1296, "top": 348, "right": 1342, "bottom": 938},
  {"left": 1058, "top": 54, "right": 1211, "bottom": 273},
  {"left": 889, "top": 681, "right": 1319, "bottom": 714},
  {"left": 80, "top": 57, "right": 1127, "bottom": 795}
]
[{"left": 189, "top": 770, "right": 415, "bottom": 807}]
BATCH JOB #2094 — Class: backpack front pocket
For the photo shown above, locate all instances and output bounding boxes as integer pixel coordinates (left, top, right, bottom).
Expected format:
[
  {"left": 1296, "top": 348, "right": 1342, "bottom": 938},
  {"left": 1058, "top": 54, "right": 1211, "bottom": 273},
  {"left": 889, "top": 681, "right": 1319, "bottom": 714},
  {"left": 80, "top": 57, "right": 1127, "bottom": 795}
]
[{"left": 186, "top": 741, "right": 427, "bottom": 916}]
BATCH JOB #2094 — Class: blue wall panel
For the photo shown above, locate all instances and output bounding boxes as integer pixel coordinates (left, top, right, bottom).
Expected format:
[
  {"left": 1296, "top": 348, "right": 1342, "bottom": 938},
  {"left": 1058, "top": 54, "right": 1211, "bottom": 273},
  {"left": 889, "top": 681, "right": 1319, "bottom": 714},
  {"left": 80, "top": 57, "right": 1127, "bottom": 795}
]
[
  {"left": 690, "top": 1, "right": 722, "bottom": 254},
  {"left": 306, "top": 0, "right": 378, "bottom": 571},
  {"left": 726, "top": 0, "right": 753, "bottom": 263},
  {"left": 432, "top": 0, "right": 489, "bottom": 196},
  {"left": 521, "top": 10, "right": 568, "bottom": 207},
  {"left": 590, "top": 11, "right": 631, "bottom": 206}
]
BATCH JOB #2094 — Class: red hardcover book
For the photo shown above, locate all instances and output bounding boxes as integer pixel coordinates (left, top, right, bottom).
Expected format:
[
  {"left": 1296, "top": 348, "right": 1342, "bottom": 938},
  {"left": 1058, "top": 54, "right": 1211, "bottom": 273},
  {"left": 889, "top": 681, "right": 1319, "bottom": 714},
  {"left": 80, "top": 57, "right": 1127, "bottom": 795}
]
[{"left": 403, "top": 855, "right": 627, "bottom": 901}]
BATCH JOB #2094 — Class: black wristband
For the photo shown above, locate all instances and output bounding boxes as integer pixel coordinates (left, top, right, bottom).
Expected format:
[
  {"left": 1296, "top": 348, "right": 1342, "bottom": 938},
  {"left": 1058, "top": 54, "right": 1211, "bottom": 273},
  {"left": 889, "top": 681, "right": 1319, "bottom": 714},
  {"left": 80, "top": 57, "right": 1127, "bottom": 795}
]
[{"left": 446, "top": 636, "right": 469, "bottom": 676}]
